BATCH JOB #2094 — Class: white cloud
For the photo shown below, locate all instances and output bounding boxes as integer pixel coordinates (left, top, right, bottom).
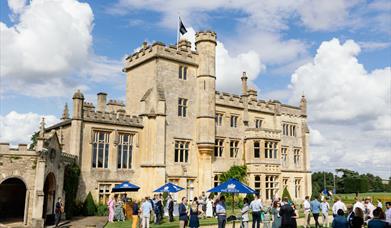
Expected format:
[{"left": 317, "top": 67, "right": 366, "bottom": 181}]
[
  {"left": 0, "top": 111, "right": 59, "bottom": 146},
  {"left": 358, "top": 41, "right": 391, "bottom": 51},
  {"left": 287, "top": 38, "right": 391, "bottom": 178},
  {"left": 181, "top": 27, "right": 264, "bottom": 94},
  {"left": 0, "top": 0, "right": 121, "bottom": 97},
  {"left": 290, "top": 38, "right": 390, "bottom": 123}
]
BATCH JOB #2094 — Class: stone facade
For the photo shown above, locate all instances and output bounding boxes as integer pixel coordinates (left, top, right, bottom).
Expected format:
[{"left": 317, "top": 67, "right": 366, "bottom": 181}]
[
  {"left": 0, "top": 128, "right": 76, "bottom": 227},
  {"left": 1, "top": 30, "right": 311, "bottom": 214}
]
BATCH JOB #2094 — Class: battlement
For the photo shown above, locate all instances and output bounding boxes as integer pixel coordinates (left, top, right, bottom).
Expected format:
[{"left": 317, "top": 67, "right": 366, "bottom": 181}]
[
  {"left": 83, "top": 109, "right": 143, "bottom": 127},
  {"left": 0, "top": 143, "right": 36, "bottom": 155},
  {"left": 107, "top": 99, "right": 125, "bottom": 106},
  {"left": 215, "top": 90, "right": 303, "bottom": 117},
  {"left": 195, "top": 31, "right": 217, "bottom": 45},
  {"left": 123, "top": 39, "right": 199, "bottom": 72}
]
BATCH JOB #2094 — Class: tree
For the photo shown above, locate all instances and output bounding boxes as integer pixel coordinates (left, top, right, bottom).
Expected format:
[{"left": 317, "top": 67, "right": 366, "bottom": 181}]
[
  {"left": 29, "top": 131, "right": 39, "bottom": 150},
  {"left": 219, "top": 165, "right": 247, "bottom": 183}
]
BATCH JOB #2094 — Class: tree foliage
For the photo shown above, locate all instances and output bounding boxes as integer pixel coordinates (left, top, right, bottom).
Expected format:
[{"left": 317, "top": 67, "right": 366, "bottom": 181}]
[
  {"left": 219, "top": 165, "right": 247, "bottom": 183},
  {"left": 29, "top": 131, "right": 39, "bottom": 150},
  {"left": 312, "top": 169, "right": 388, "bottom": 194}
]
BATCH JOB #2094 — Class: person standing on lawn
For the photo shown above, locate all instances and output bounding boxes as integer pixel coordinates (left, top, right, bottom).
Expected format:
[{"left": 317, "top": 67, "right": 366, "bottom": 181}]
[
  {"left": 168, "top": 195, "right": 174, "bottom": 222},
  {"left": 141, "top": 197, "right": 153, "bottom": 228},
  {"left": 241, "top": 198, "right": 250, "bottom": 228},
  {"left": 311, "top": 196, "right": 322, "bottom": 228},
  {"left": 333, "top": 197, "right": 347, "bottom": 217},
  {"left": 107, "top": 196, "right": 115, "bottom": 223},
  {"left": 132, "top": 200, "right": 140, "bottom": 228},
  {"left": 332, "top": 209, "right": 349, "bottom": 228},
  {"left": 179, "top": 197, "right": 189, "bottom": 228},
  {"left": 216, "top": 195, "right": 227, "bottom": 228},
  {"left": 189, "top": 200, "right": 200, "bottom": 228},
  {"left": 303, "top": 196, "right": 311, "bottom": 228},
  {"left": 271, "top": 201, "right": 281, "bottom": 228},
  {"left": 250, "top": 193, "right": 263, "bottom": 228},
  {"left": 279, "top": 197, "right": 295, "bottom": 228},
  {"left": 321, "top": 197, "right": 330, "bottom": 227},
  {"left": 206, "top": 196, "right": 213, "bottom": 218},
  {"left": 368, "top": 207, "right": 387, "bottom": 228}
]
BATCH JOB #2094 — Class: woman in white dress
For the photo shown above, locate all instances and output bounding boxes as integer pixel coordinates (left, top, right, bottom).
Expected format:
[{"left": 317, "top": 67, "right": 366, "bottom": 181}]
[{"left": 206, "top": 197, "right": 213, "bottom": 218}]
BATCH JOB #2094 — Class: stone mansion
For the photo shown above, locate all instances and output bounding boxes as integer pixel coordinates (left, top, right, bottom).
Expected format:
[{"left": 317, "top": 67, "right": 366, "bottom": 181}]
[{"left": 0, "top": 31, "right": 311, "bottom": 224}]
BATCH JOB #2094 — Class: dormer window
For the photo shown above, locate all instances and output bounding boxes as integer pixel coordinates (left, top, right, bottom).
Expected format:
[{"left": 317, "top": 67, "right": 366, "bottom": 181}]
[{"left": 179, "top": 65, "right": 187, "bottom": 80}]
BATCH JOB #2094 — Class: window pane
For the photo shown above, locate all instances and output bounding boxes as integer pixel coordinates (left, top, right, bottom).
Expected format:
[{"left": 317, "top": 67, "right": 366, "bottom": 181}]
[
  {"left": 179, "top": 66, "right": 182, "bottom": 79},
  {"left": 184, "top": 67, "right": 187, "bottom": 80},
  {"left": 117, "top": 145, "right": 122, "bottom": 169},
  {"left": 92, "top": 144, "right": 97, "bottom": 167},
  {"left": 104, "top": 143, "right": 109, "bottom": 168},
  {"left": 128, "top": 145, "right": 132, "bottom": 168},
  {"left": 98, "top": 143, "right": 103, "bottom": 168},
  {"left": 122, "top": 146, "right": 128, "bottom": 169}
]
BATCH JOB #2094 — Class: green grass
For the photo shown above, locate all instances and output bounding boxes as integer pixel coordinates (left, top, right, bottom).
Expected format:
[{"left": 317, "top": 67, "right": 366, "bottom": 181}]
[{"left": 105, "top": 217, "right": 226, "bottom": 228}]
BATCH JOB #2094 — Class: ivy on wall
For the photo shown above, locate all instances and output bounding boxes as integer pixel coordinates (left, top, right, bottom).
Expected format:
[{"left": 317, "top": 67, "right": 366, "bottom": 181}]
[{"left": 63, "top": 162, "right": 81, "bottom": 219}]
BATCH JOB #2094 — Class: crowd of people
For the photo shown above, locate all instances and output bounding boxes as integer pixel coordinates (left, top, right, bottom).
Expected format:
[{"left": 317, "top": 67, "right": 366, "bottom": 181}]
[{"left": 105, "top": 192, "right": 391, "bottom": 228}]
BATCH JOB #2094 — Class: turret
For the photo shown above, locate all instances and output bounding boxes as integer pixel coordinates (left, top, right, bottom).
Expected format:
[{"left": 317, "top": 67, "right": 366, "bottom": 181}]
[
  {"left": 300, "top": 95, "right": 307, "bottom": 117},
  {"left": 241, "top": 72, "right": 249, "bottom": 125},
  {"left": 61, "top": 103, "right": 69, "bottom": 120},
  {"left": 72, "top": 90, "right": 84, "bottom": 120},
  {"left": 195, "top": 31, "right": 217, "bottom": 147}
]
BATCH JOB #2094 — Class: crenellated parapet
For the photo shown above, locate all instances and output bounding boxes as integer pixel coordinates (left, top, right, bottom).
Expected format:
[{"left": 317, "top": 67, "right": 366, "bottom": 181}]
[
  {"left": 83, "top": 109, "right": 143, "bottom": 127},
  {"left": 215, "top": 90, "right": 304, "bottom": 117},
  {"left": 123, "top": 40, "right": 199, "bottom": 72}
]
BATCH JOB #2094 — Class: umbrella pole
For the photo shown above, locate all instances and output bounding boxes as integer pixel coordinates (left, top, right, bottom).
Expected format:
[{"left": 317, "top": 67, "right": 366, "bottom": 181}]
[{"left": 232, "top": 193, "right": 235, "bottom": 228}]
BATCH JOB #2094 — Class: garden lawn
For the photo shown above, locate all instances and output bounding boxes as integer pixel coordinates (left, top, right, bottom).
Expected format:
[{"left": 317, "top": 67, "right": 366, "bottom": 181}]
[{"left": 105, "top": 217, "right": 220, "bottom": 228}]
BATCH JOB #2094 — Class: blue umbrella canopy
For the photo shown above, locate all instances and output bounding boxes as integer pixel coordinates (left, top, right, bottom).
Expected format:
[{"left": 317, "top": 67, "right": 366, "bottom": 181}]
[
  {"left": 153, "top": 182, "right": 185, "bottom": 193},
  {"left": 207, "top": 178, "right": 256, "bottom": 194},
  {"left": 112, "top": 181, "right": 140, "bottom": 192}
]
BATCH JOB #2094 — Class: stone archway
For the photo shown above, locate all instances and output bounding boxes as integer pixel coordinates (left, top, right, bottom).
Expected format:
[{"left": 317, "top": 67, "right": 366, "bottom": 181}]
[
  {"left": 43, "top": 172, "right": 56, "bottom": 224},
  {"left": 0, "top": 177, "right": 27, "bottom": 222}
]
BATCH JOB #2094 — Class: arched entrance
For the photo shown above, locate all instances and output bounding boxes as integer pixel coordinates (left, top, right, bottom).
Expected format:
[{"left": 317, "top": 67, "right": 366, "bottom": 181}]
[
  {"left": 0, "top": 178, "right": 27, "bottom": 222},
  {"left": 43, "top": 172, "right": 56, "bottom": 224}
]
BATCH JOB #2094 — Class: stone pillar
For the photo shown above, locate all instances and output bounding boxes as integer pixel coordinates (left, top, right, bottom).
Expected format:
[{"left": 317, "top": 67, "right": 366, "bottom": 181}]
[
  {"left": 24, "top": 189, "right": 29, "bottom": 225},
  {"left": 32, "top": 158, "right": 46, "bottom": 228},
  {"left": 195, "top": 31, "right": 217, "bottom": 193},
  {"left": 70, "top": 90, "right": 84, "bottom": 160}
]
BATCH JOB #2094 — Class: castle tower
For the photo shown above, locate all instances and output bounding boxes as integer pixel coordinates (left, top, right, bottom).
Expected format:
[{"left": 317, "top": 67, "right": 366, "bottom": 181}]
[
  {"left": 195, "top": 31, "right": 217, "bottom": 193},
  {"left": 70, "top": 90, "right": 84, "bottom": 160}
]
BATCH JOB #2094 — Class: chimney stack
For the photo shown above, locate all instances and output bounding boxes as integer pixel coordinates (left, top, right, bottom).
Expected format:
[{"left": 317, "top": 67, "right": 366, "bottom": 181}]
[{"left": 97, "top": 92, "right": 107, "bottom": 112}]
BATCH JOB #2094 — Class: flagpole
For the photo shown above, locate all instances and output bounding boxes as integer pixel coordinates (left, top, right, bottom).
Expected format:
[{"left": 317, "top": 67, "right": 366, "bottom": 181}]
[{"left": 177, "top": 16, "right": 180, "bottom": 51}]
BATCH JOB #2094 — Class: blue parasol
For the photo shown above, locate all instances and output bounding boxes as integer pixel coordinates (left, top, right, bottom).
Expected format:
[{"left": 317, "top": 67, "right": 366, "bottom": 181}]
[
  {"left": 111, "top": 181, "right": 140, "bottom": 192},
  {"left": 207, "top": 178, "right": 256, "bottom": 194},
  {"left": 153, "top": 182, "right": 185, "bottom": 193}
]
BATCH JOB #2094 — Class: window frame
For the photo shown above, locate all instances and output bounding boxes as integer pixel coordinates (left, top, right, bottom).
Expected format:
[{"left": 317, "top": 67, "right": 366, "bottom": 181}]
[
  {"left": 229, "top": 140, "right": 239, "bottom": 158},
  {"left": 214, "top": 139, "right": 224, "bottom": 157},
  {"left": 92, "top": 131, "right": 110, "bottom": 169},
  {"left": 174, "top": 140, "right": 190, "bottom": 163},
  {"left": 178, "top": 98, "right": 188, "bottom": 117},
  {"left": 117, "top": 133, "right": 134, "bottom": 169},
  {"left": 230, "top": 115, "right": 238, "bottom": 128},
  {"left": 254, "top": 141, "right": 260, "bottom": 158}
]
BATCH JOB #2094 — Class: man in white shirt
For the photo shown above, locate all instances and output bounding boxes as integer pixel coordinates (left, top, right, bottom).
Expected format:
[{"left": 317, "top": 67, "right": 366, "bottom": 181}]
[
  {"left": 364, "top": 197, "right": 376, "bottom": 219},
  {"left": 332, "top": 197, "right": 347, "bottom": 217},
  {"left": 250, "top": 194, "right": 263, "bottom": 228},
  {"left": 141, "top": 197, "right": 153, "bottom": 228},
  {"left": 353, "top": 197, "right": 365, "bottom": 211},
  {"left": 303, "top": 196, "right": 311, "bottom": 228},
  {"left": 385, "top": 202, "right": 391, "bottom": 225}
]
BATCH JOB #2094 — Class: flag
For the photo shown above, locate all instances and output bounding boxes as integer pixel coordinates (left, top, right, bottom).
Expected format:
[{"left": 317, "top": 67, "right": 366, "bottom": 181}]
[{"left": 179, "top": 17, "right": 187, "bottom": 35}]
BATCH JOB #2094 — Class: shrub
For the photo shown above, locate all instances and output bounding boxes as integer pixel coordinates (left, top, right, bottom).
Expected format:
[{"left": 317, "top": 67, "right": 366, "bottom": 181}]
[
  {"left": 96, "top": 204, "right": 108, "bottom": 216},
  {"left": 282, "top": 186, "right": 292, "bottom": 202},
  {"left": 83, "top": 192, "right": 97, "bottom": 216}
]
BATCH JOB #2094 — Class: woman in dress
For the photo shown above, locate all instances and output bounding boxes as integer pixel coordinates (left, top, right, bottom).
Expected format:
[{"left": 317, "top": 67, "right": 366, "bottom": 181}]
[
  {"left": 114, "top": 195, "right": 126, "bottom": 222},
  {"left": 189, "top": 201, "right": 200, "bottom": 228},
  {"left": 263, "top": 200, "right": 272, "bottom": 228},
  {"left": 107, "top": 196, "right": 115, "bottom": 222},
  {"left": 271, "top": 201, "right": 281, "bottom": 228},
  {"left": 206, "top": 197, "right": 213, "bottom": 218}
]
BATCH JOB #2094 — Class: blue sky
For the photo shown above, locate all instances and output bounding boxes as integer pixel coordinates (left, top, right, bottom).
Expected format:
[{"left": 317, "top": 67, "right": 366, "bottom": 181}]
[{"left": 0, "top": 0, "right": 390, "bottom": 178}]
